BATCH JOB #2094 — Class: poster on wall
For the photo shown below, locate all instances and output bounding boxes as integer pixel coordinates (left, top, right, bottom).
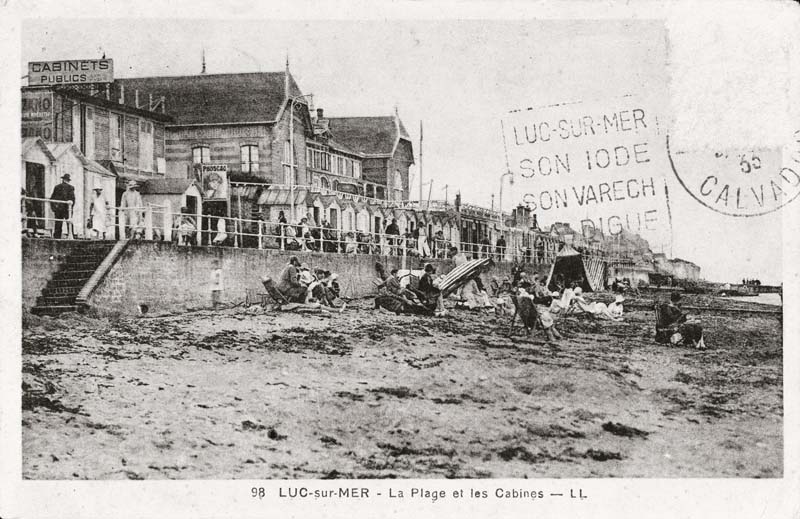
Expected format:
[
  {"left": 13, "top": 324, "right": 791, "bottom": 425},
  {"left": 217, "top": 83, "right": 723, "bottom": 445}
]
[
  {"left": 200, "top": 164, "right": 229, "bottom": 201},
  {"left": 21, "top": 90, "right": 54, "bottom": 141}
]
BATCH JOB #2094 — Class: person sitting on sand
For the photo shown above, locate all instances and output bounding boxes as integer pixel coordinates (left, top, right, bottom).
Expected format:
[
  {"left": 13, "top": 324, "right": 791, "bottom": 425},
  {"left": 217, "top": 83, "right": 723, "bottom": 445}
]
[
  {"left": 566, "top": 287, "right": 621, "bottom": 321},
  {"left": 655, "top": 292, "right": 706, "bottom": 349},
  {"left": 515, "top": 287, "right": 563, "bottom": 342},
  {"left": 550, "top": 283, "right": 576, "bottom": 314},
  {"left": 607, "top": 295, "right": 625, "bottom": 318},
  {"left": 418, "top": 263, "right": 446, "bottom": 316},
  {"left": 459, "top": 272, "right": 493, "bottom": 310},
  {"left": 276, "top": 256, "right": 307, "bottom": 303}
]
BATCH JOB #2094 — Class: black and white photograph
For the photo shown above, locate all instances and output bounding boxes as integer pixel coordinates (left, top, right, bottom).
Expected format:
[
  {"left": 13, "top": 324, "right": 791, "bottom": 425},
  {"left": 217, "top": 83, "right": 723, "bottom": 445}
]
[{"left": 2, "top": 2, "right": 799, "bottom": 518}]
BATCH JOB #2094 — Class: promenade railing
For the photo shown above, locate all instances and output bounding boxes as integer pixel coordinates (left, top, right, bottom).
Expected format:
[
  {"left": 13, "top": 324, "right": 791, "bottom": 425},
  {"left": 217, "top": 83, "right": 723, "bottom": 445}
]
[{"left": 22, "top": 195, "right": 637, "bottom": 264}]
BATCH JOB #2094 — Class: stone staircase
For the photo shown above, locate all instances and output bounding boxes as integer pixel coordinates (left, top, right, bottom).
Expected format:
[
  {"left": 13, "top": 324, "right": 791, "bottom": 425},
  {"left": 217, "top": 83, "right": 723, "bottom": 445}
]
[{"left": 31, "top": 241, "right": 117, "bottom": 316}]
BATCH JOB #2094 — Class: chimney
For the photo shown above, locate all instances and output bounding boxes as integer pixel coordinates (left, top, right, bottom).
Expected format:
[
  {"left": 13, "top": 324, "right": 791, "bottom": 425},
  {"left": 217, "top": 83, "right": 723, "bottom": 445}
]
[{"left": 316, "top": 108, "right": 324, "bottom": 120}]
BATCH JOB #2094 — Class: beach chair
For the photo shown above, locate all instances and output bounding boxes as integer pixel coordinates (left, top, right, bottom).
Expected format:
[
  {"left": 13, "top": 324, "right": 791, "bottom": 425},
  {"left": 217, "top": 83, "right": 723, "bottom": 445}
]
[{"left": 261, "top": 278, "right": 290, "bottom": 306}]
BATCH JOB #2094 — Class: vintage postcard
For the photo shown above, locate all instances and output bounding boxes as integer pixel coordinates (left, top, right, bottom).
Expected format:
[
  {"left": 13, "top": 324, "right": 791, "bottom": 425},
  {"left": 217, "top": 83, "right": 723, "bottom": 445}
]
[{"left": 1, "top": 1, "right": 798, "bottom": 518}]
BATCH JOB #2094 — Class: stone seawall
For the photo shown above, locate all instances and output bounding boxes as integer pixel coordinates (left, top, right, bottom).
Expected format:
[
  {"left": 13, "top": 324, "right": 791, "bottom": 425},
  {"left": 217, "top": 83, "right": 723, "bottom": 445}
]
[{"left": 22, "top": 240, "right": 536, "bottom": 317}]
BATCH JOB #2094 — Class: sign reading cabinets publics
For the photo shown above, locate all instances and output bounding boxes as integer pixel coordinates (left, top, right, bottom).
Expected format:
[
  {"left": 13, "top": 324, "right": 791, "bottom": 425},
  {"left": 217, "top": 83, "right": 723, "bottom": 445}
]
[{"left": 28, "top": 59, "right": 114, "bottom": 86}]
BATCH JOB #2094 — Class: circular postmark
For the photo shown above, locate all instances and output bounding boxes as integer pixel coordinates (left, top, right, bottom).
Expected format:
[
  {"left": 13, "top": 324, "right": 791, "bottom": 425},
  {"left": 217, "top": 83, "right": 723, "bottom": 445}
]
[{"left": 666, "top": 131, "right": 800, "bottom": 217}]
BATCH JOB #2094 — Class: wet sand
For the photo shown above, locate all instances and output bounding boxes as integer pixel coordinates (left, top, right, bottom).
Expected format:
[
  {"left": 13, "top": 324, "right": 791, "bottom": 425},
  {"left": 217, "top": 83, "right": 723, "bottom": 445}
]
[{"left": 21, "top": 293, "right": 782, "bottom": 479}]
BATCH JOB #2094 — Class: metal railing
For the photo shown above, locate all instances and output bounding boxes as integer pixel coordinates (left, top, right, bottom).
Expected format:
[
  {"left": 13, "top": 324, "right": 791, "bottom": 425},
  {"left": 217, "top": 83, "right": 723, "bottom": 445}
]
[{"left": 21, "top": 195, "right": 641, "bottom": 264}]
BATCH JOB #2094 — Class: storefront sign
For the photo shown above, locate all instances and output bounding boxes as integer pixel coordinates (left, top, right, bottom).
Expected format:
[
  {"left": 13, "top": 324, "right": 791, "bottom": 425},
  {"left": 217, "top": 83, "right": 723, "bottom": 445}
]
[
  {"left": 28, "top": 59, "right": 114, "bottom": 86},
  {"left": 21, "top": 90, "right": 54, "bottom": 140},
  {"left": 199, "top": 164, "right": 229, "bottom": 201}
]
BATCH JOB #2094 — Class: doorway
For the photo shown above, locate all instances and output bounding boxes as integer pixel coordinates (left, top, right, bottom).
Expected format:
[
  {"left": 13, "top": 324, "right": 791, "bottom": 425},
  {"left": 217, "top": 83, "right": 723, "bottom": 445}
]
[{"left": 25, "top": 162, "right": 45, "bottom": 231}]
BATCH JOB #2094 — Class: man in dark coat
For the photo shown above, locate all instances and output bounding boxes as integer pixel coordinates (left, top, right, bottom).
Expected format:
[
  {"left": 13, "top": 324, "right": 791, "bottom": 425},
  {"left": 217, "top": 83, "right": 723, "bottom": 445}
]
[
  {"left": 50, "top": 174, "right": 75, "bottom": 239},
  {"left": 385, "top": 219, "right": 400, "bottom": 255}
]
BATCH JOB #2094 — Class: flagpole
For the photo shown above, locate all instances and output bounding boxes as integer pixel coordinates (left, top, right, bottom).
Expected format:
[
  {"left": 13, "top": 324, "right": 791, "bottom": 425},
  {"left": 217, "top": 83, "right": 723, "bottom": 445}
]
[{"left": 419, "top": 120, "right": 424, "bottom": 207}]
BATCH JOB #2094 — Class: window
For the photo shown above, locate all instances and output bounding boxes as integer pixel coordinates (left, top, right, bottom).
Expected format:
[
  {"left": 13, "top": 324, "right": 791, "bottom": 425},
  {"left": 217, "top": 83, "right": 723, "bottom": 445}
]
[
  {"left": 192, "top": 145, "right": 210, "bottom": 164},
  {"left": 282, "top": 141, "right": 294, "bottom": 185},
  {"left": 82, "top": 106, "right": 95, "bottom": 158},
  {"left": 320, "top": 177, "right": 330, "bottom": 189},
  {"left": 365, "top": 184, "right": 374, "bottom": 198},
  {"left": 332, "top": 179, "right": 340, "bottom": 191},
  {"left": 346, "top": 159, "right": 354, "bottom": 177},
  {"left": 353, "top": 161, "right": 361, "bottom": 179},
  {"left": 139, "top": 120, "right": 154, "bottom": 172},
  {"left": 283, "top": 141, "right": 292, "bottom": 164},
  {"left": 110, "top": 113, "right": 122, "bottom": 162},
  {"left": 338, "top": 157, "right": 345, "bottom": 176},
  {"left": 240, "top": 144, "right": 259, "bottom": 173}
]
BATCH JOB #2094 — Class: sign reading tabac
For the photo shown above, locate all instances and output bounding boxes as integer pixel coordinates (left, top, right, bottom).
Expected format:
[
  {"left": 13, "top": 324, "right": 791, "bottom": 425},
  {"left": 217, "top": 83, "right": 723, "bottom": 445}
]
[
  {"left": 502, "top": 97, "right": 672, "bottom": 251},
  {"left": 28, "top": 59, "right": 114, "bottom": 86}
]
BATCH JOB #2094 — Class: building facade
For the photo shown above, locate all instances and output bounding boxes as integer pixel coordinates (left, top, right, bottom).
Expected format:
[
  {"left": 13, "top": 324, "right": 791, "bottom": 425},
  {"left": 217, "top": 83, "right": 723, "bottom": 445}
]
[{"left": 327, "top": 114, "right": 414, "bottom": 202}]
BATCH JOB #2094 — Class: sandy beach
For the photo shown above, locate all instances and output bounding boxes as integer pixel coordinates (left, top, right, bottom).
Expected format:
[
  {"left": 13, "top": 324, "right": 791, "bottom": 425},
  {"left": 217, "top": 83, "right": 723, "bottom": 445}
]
[{"left": 21, "top": 292, "right": 782, "bottom": 479}]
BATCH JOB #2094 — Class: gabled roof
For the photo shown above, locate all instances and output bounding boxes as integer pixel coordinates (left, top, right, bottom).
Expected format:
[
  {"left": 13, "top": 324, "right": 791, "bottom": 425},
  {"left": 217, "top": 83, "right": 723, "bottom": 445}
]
[
  {"left": 116, "top": 71, "right": 304, "bottom": 126},
  {"left": 22, "top": 137, "right": 57, "bottom": 163},
  {"left": 46, "top": 142, "right": 115, "bottom": 177},
  {"left": 327, "top": 116, "right": 412, "bottom": 157}
]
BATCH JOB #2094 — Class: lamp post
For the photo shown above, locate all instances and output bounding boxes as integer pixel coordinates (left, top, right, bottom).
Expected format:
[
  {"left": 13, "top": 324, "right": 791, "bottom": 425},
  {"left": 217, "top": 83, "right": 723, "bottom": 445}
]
[
  {"left": 288, "top": 93, "right": 313, "bottom": 223},
  {"left": 498, "top": 171, "right": 514, "bottom": 262},
  {"left": 498, "top": 170, "right": 514, "bottom": 224}
]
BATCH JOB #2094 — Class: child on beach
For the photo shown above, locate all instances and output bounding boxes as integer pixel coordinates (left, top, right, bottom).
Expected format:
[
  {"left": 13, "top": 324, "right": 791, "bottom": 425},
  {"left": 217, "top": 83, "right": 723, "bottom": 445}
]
[{"left": 210, "top": 259, "right": 223, "bottom": 309}]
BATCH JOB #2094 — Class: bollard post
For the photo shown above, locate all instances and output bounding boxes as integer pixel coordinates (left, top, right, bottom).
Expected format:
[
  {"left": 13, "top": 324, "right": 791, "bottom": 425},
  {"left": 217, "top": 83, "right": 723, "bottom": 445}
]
[
  {"left": 145, "top": 206, "right": 153, "bottom": 240},
  {"left": 164, "top": 208, "right": 172, "bottom": 242}
]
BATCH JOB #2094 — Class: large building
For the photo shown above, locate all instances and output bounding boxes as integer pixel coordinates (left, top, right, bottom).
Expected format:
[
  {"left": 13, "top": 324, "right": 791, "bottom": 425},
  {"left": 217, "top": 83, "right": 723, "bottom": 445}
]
[
  {"left": 116, "top": 68, "right": 415, "bottom": 233},
  {"left": 21, "top": 77, "right": 172, "bottom": 238},
  {"left": 117, "top": 70, "right": 309, "bottom": 186}
]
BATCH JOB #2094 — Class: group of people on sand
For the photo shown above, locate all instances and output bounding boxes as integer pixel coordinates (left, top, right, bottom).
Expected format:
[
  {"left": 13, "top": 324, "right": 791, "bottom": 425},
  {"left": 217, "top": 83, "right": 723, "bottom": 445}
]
[
  {"left": 372, "top": 262, "right": 447, "bottom": 317},
  {"left": 265, "top": 254, "right": 705, "bottom": 349},
  {"left": 272, "top": 256, "right": 345, "bottom": 309}
]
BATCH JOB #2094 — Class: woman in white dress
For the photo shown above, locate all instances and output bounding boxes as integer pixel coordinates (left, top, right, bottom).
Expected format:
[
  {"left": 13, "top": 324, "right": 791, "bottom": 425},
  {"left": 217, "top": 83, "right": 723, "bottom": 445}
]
[{"left": 89, "top": 188, "right": 109, "bottom": 239}]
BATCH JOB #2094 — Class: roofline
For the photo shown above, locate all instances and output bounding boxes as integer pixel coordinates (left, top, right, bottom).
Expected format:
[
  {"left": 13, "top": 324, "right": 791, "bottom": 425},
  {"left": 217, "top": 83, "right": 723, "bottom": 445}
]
[
  {"left": 166, "top": 120, "right": 277, "bottom": 128},
  {"left": 116, "top": 71, "right": 281, "bottom": 80},
  {"left": 22, "top": 136, "right": 57, "bottom": 163},
  {"left": 40, "top": 87, "right": 175, "bottom": 123}
]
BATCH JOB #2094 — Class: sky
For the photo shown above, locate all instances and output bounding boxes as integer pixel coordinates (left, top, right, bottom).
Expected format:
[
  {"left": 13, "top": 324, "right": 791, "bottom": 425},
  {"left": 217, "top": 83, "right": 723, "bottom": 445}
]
[{"left": 19, "top": 15, "right": 799, "bottom": 284}]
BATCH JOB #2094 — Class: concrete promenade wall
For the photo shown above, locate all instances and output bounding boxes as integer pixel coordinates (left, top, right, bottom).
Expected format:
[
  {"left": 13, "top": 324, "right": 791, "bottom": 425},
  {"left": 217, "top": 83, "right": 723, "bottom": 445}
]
[
  {"left": 21, "top": 239, "right": 539, "bottom": 317},
  {"left": 21, "top": 239, "right": 88, "bottom": 313}
]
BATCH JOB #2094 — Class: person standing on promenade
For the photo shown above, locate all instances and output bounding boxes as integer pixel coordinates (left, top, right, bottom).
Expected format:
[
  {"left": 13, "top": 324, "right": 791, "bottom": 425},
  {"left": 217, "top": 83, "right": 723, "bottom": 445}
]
[
  {"left": 49, "top": 174, "right": 75, "bottom": 239},
  {"left": 120, "top": 180, "right": 144, "bottom": 239},
  {"left": 496, "top": 235, "right": 506, "bottom": 261},
  {"left": 385, "top": 219, "right": 400, "bottom": 255}
]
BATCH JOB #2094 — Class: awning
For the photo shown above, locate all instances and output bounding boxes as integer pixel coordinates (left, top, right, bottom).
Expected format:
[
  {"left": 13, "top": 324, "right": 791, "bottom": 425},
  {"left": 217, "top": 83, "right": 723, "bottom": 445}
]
[
  {"left": 230, "top": 183, "right": 267, "bottom": 201},
  {"left": 256, "top": 188, "right": 309, "bottom": 206}
]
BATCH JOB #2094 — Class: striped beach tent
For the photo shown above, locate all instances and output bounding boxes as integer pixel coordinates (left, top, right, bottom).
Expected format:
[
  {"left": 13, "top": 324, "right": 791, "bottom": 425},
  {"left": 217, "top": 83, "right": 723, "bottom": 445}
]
[{"left": 436, "top": 257, "right": 493, "bottom": 297}]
